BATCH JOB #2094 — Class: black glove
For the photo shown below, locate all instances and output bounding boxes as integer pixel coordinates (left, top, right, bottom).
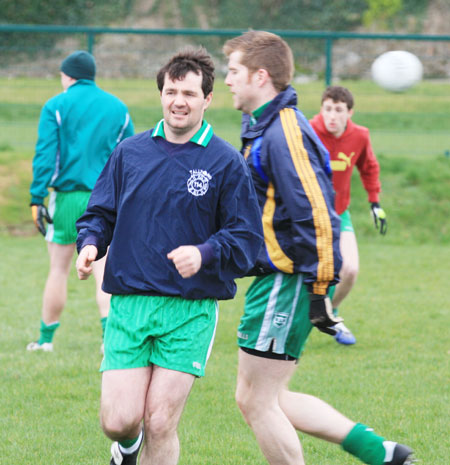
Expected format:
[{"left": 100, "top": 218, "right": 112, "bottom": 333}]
[
  {"left": 370, "top": 202, "right": 387, "bottom": 235},
  {"left": 31, "top": 204, "right": 53, "bottom": 236},
  {"left": 309, "top": 294, "right": 343, "bottom": 336}
]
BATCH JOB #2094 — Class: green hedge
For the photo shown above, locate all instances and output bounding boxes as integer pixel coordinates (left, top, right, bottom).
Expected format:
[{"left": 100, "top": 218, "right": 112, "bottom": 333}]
[{"left": 0, "top": 0, "right": 134, "bottom": 60}]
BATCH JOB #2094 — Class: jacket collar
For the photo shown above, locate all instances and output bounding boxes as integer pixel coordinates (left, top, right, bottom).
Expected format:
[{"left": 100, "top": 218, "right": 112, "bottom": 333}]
[
  {"left": 151, "top": 119, "right": 213, "bottom": 147},
  {"left": 241, "top": 85, "right": 298, "bottom": 138}
]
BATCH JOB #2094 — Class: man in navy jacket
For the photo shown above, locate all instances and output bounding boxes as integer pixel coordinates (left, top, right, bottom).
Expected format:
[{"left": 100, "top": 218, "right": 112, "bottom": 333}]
[
  {"left": 76, "top": 48, "right": 263, "bottom": 465},
  {"left": 223, "top": 30, "right": 413, "bottom": 465}
]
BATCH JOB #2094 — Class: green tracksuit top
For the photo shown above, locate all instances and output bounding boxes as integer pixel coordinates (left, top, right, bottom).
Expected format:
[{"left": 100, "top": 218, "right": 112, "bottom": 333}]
[{"left": 30, "top": 79, "right": 134, "bottom": 205}]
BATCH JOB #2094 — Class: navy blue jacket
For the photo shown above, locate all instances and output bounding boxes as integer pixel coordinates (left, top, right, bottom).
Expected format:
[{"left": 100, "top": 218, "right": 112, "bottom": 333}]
[
  {"left": 76, "top": 126, "right": 263, "bottom": 300},
  {"left": 241, "top": 86, "right": 342, "bottom": 295}
]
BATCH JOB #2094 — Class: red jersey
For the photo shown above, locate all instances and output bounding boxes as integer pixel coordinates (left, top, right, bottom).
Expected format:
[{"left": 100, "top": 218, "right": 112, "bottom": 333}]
[{"left": 310, "top": 114, "right": 381, "bottom": 215}]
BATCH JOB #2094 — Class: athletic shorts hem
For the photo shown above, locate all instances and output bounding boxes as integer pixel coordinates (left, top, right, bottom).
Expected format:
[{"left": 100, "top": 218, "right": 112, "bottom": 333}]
[
  {"left": 150, "top": 359, "right": 204, "bottom": 378},
  {"left": 46, "top": 237, "right": 76, "bottom": 245},
  {"left": 239, "top": 345, "right": 297, "bottom": 361},
  {"left": 339, "top": 209, "right": 355, "bottom": 233},
  {"left": 100, "top": 360, "right": 202, "bottom": 377},
  {"left": 100, "top": 360, "right": 149, "bottom": 373}
]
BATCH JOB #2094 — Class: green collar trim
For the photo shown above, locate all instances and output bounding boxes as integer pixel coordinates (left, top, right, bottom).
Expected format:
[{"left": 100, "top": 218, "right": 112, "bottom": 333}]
[
  {"left": 250, "top": 101, "right": 272, "bottom": 125},
  {"left": 152, "top": 119, "right": 213, "bottom": 147}
]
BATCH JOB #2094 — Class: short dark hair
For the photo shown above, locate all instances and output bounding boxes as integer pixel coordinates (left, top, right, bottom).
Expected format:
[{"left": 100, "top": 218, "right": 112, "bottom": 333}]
[
  {"left": 157, "top": 47, "right": 215, "bottom": 97},
  {"left": 321, "top": 86, "right": 354, "bottom": 110},
  {"left": 223, "top": 31, "right": 293, "bottom": 92}
]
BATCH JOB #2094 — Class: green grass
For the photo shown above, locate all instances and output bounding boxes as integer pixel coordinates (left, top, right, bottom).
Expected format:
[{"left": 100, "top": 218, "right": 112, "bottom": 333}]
[
  {"left": 2, "top": 148, "right": 449, "bottom": 244},
  {"left": 1, "top": 78, "right": 449, "bottom": 154},
  {"left": 349, "top": 154, "right": 450, "bottom": 244},
  {"left": 0, "top": 76, "right": 449, "bottom": 463},
  {"left": 0, "top": 236, "right": 448, "bottom": 464},
  {"left": 1, "top": 77, "right": 450, "bottom": 242}
]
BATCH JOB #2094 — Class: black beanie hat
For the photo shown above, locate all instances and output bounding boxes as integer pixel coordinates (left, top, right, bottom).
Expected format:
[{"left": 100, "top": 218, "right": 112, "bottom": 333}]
[{"left": 60, "top": 50, "right": 96, "bottom": 80}]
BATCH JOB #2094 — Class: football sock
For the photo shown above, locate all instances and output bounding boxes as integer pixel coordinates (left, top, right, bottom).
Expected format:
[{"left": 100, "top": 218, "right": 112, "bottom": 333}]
[
  {"left": 328, "top": 285, "right": 336, "bottom": 314},
  {"left": 342, "top": 423, "right": 387, "bottom": 465},
  {"left": 119, "top": 430, "right": 143, "bottom": 455},
  {"left": 38, "top": 320, "right": 60, "bottom": 345},
  {"left": 100, "top": 317, "right": 107, "bottom": 340},
  {"left": 382, "top": 441, "right": 399, "bottom": 463}
]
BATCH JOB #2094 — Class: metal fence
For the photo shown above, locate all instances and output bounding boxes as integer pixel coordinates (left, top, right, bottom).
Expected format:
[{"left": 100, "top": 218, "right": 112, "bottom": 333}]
[
  {"left": 1, "top": 25, "right": 449, "bottom": 157},
  {"left": 1, "top": 24, "right": 450, "bottom": 83}
]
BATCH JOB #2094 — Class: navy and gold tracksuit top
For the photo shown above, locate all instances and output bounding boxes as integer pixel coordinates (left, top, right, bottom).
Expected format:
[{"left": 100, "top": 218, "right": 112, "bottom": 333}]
[{"left": 241, "top": 86, "right": 342, "bottom": 295}]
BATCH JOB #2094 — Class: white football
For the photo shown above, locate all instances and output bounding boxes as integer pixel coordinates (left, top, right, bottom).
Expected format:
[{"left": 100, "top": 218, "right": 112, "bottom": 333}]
[{"left": 371, "top": 50, "right": 423, "bottom": 92}]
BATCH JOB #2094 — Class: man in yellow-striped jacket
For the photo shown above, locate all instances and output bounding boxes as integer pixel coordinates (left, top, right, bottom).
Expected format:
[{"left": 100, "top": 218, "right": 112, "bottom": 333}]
[{"left": 222, "top": 30, "right": 414, "bottom": 465}]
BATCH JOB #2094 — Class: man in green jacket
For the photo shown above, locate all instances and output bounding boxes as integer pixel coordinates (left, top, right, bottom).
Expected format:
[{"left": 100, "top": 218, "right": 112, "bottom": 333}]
[{"left": 28, "top": 50, "right": 134, "bottom": 352}]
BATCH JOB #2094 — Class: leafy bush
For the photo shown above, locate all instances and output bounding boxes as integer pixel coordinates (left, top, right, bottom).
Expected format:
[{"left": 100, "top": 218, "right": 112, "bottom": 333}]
[{"left": 0, "top": 0, "right": 134, "bottom": 61}]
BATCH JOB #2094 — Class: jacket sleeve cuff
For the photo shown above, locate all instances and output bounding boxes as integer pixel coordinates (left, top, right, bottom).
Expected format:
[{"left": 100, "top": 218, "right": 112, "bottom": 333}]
[
  {"left": 308, "top": 282, "right": 329, "bottom": 296},
  {"left": 197, "top": 243, "right": 215, "bottom": 267},
  {"left": 79, "top": 235, "right": 100, "bottom": 253},
  {"left": 30, "top": 196, "right": 44, "bottom": 205}
]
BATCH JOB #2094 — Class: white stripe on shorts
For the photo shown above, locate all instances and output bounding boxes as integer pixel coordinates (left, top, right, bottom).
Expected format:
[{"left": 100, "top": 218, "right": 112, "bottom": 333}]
[
  {"left": 205, "top": 300, "right": 219, "bottom": 363},
  {"left": 255, "top": 274, "right": 303, "bottom": 353},
  {"left": 45, "top": 191, "right": 57, "bottom": 242},
  {"left": 255, "top": 273, "right": 283, "bottom": 351}
]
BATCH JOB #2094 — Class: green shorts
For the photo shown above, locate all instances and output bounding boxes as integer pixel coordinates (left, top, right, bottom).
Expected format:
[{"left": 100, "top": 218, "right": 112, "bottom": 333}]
[
  {"left": 46, "top": 191, "right": 91, "bottom": 244},
  {"left": 237, "top": 273, "right": 313, "bottom": 359},
  {"left": 340, "top": 209, "right": 354, "bottom": 233},
  {"left": 101, "top": 295, "right": 218, "bottom": 377}
]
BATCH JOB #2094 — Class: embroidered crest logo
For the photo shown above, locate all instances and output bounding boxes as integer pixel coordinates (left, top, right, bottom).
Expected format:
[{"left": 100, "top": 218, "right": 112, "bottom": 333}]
[
  {"left": 273, "top": 312, "right": 289, "bottom": 328},
  {"left": 187, "top": 169, "right": 212, "bottom": 196}
]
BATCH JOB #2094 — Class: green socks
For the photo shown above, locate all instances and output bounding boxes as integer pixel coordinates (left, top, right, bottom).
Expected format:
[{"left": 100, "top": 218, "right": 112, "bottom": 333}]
[
  {"left": 119, "top": 430, "right": 143, "bottom": 454},
  {"left": 100, "top": 317, "right": 108, "bottom": 340},
  {"left": 37, "top": 317, "right": 108, "bottom": 346},
  {"left": 328, "top": 285, "right": 337, "bottom": 315},
  {"left": 342, "top": 423, "right": 387, "bottom": 465},
  {"left": 38, "top": 320, "right": 60, "bottom": 345}
]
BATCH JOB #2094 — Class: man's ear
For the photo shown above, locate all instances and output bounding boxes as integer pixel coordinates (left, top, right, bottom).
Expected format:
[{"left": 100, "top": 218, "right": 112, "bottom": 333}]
[
  {"left": 256, "top": 68, "right": 270, "bottom": 87},
  {"left": 204, "top": 92, "right": 213, "bottom": 110}
]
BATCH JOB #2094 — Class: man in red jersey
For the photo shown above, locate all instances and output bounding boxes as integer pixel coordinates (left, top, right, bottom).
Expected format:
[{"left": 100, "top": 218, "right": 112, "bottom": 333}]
[{"left": 310, "top": 86, "right": 387, "bottom": 345}]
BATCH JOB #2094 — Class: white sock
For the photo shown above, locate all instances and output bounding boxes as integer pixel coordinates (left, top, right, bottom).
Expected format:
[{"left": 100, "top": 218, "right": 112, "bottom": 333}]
[
  {"left": 119, "top": 430, "right": 143, "bottom": 455},
  {"left": 383, "top": 441, "right": 397, "bottom": 463}
]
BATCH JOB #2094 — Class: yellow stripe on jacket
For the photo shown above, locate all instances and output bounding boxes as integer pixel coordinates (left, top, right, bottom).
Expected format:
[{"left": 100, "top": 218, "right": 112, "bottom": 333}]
[
  {"left": 262, "top": 183, "right": 294, "bottom": 273},
  {"left": 279, "top": 108, "right": 334, "bottom": 295}
]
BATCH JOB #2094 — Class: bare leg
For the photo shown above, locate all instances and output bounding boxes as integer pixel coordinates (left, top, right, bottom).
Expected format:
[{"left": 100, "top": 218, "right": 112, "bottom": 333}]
[
  {"left": 279, "top": 391, "right": 354, "bottom": 443},
  {"left": 92, "top": 254, "right": 110, "bottom": 319},
  {"left": 101, "top": 367, "right": 152, "bottom": 440},
  {"left": 332, "top": 231, "right": 359, "bottom": 309},
  {"left": 41, "top": 242, "right": 75, "bottom": 324},
  {"left": 237, "top": 350, "right": 357, "bottom": 464},
  {"left": 236, "top": 349, "right": 304, "bottom": 465},
  {"left": 140, "top": 366, "right": 195, "bottom": 465}
]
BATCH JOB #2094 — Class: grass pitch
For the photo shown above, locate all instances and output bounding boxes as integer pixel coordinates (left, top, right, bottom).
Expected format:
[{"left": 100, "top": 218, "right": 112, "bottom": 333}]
[
  {"left": 0, "top": 77, "right": 449, "bottom": 463},
  {"left": 0, "top": 236, "right": 448, "bottom": 464}
]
